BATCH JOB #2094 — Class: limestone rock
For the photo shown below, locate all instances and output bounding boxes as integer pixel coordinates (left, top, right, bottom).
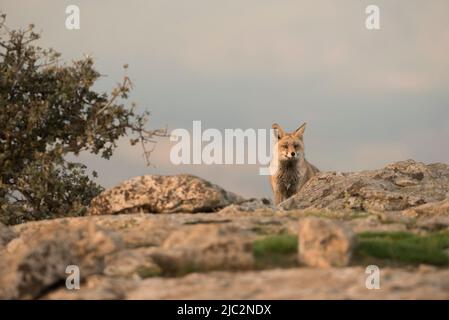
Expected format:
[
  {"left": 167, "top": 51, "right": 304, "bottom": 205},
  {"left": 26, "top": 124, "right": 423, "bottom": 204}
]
[
  {"left": 88, "top": 174, "right": 244, "bottom": 215},
  {"left": 150, "top": 224, "right": 254, "bottom": 274},
  {"left": 3, "top": 161, "right": 449, "bottom": 301},
  {"left": 42, "top": 267, "right": 449, "bottom": 300},
  {"left": 348, "top": 215, "right": 408, "bottom": 233},
  {"left": 298, "top": 217, "right": 355, "bottom": 268},
  {"left": 415, "top": 216, "right": 449, "bottom": 231},
  {"left": 42, "top": 275, "right": 135, "bottom": 300},
  {"left": 104, "top": 248, "right": 162, "bottom": 278},
  {"left": 402, "top": 197, "right": 449, "bottom": 218},
  {"left": 0, "top": 220, "right": 120, "bottom": 299},
  {"left": 280, "top": 160, "right": 449, "bottom": 214}
]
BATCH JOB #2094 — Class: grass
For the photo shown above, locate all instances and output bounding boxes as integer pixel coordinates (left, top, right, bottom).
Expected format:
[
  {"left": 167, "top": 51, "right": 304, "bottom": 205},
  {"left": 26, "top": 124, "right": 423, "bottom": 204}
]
[
  {"left": 251, "top": 231, "right": 449, "bottom": 269},
  {"left": 355, "top": 231, "right": 449, "bottom": 266},
  {"left": 253, "top": 234, "right": 298, "bottom": 268},
  {"left": 135, "top": 231, "right": 449, "bottom": 278}
]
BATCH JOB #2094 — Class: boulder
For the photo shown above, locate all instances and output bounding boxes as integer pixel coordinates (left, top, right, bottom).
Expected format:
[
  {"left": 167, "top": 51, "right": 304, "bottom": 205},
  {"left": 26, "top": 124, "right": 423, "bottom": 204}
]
[
  {"left": 151, "top": 224, "right": 254, "bottom": 274},
  {"left": 280, "top": 160, "right": 449, "bottom": 214},
  {"left": 0, "top": 220, "right": 121, "bottom": 299},
  {"left": 298, "top": 217, "right": 355, "bottom": 268},
  {"left": 88, "top": 174, "right": 244, "bottom": 215}
]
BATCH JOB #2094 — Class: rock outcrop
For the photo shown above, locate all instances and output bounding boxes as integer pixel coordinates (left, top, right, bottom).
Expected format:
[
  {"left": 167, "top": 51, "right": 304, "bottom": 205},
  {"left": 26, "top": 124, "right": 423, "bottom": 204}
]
[
  {"left": 88, "top": 174, "right": 244, "bottom": 215},
  {"left": 280, "top": 160, "right": 449, "bottom": 215},
  {"left": 298, "top": 218, "right": 355, "bottom": 268},
  {"left": 1, "top": 208, "right": 448, "bottom": 299},
  {"left": 402, "top": 197, "right": 449, "bottom": 218},
  {"left": 1, "top": 220, "right": 121, "bottom": 299},
  {"left": 43, "top": 267, "right": 449, "bottom": 300},
  {"left": 152, "top": 224, "right": 254, "bottom": 274},
  {"left": 1, "top": 160, "right": 449, "bottom": 300}
]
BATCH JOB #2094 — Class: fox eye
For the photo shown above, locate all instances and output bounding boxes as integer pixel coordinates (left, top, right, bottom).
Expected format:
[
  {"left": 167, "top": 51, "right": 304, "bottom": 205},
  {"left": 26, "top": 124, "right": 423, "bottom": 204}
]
[
  {"left": 282, "top": 144, "right": 288, "bottom": 149},
  {"left": 294, "top": 143, "right": 300, "bottom": 148}
]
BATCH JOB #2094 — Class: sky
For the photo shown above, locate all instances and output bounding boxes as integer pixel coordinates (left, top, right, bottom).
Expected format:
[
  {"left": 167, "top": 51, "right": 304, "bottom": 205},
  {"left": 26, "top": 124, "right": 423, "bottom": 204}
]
[{"left": 2, "top": 0, "right": 449, "bottom": 199}]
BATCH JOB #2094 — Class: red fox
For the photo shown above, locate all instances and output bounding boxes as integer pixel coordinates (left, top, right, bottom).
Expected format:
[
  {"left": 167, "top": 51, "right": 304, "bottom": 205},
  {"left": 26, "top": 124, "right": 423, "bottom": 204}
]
[{"left": 269, "top": 122, "right": 319, "bottom": 204}]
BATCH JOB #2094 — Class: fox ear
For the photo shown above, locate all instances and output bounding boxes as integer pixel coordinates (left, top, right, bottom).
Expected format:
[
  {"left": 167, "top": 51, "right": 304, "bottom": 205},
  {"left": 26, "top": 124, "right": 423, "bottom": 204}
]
[
  {"left": 294, "top": 122, "right": 306, "bottom": 138},
  {"left": 272, "top": 123, "right": 285, "bottom": 139}
]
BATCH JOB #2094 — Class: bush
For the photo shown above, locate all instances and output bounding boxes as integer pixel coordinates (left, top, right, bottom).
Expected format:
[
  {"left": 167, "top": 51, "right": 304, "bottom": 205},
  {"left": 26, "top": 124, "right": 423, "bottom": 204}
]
[{"left": 0, "top": 15, "right": 165, "bottom": 224}]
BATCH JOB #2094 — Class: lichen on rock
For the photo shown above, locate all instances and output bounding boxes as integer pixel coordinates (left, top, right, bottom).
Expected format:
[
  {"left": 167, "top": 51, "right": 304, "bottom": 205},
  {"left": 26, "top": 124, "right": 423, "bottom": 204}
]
[
  {"left": 2, "top": 160, "right": 449, "bottom": 300},
  {"left": 88, "top": 174, "right": 245, "bottom": 215},
  {"left": 280, "top": 160, "right": 449, "bottom": 215}
]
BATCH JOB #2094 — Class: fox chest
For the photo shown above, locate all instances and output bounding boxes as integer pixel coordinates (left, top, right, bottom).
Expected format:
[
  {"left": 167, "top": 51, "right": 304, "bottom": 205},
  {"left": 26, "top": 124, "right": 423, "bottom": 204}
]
[{"left": 275, "top": 167, "right": 301, "bottom": 198}]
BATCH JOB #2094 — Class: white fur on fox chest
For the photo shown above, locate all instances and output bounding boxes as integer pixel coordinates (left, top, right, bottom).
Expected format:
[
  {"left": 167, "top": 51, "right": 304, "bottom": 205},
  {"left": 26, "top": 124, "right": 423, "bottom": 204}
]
[{"left": 274, "top": 160, "right": 308, "bottom": 200}]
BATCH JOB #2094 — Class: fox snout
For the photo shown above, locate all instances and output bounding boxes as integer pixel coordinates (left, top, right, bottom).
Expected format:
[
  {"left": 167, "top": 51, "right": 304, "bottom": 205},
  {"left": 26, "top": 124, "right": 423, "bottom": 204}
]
[{"left": 277, "top": 143, "right": 303, "bottom": 161}]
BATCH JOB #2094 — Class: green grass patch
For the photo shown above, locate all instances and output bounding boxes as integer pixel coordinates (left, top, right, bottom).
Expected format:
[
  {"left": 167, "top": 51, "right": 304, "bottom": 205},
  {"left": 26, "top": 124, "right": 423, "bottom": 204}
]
[
  {"left": 251, "top": 231, "right": 449, "bottom": 270},
  {"left": 253, "top": 234, "right": 298, "bottom": 268},
  {"left": 355, "top": 231, "right": 449, "bottom": 266}
]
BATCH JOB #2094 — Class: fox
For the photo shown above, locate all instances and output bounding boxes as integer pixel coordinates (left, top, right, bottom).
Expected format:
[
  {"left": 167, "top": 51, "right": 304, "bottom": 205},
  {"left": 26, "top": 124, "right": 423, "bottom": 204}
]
[{"left": 269, "top": 122, "right": 319, "bottom": 205}]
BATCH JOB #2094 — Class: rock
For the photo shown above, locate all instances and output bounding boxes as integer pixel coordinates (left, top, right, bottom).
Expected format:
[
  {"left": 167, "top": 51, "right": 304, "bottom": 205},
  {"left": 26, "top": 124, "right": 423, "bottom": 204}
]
[
  {"left": 3, "top": 163, "right": 449, "bottom": 301},
  {"left": 280, "top": 160, "right": 449, "bottom": 214},
  {"left": 88, "top": 174, "right": 244, "bottom": 215},
  {"left": 219, "top": 198, "right": 274, "bottom": 214},
  {"left": 0, "top": 220, "right": 120, "bottom": 299},
  {"left": 42, "top": 275, "right": 136, "bottom": 300},
  {"left": 0, "top": 222, "right": 15, "bottom": 247},
  {"left": 102, "top": 216, "right": 177, "bottom": 249},
  {"left": 150, "top": 224, "right": 254, "bottom": 274},
  {"left": 415, "top": 216, "right": 449, "bottom": 231},
  {"left": 298, "top": 217, "right": 355, "bottom": 268},
  {"left": 43, "top": 267, "right": 449, "bottom": 300},
  {"left": 348, "top": 215, "right": 408, "bottom": 233},
  {"left": 402, "top": 197, "right": 449, "bottom": 218},
  {"left": 1, "top": 204, "right": 448, "bottom": 299},
  {"left": 104, "top": 248, "right": 162, "bottom": 278}
]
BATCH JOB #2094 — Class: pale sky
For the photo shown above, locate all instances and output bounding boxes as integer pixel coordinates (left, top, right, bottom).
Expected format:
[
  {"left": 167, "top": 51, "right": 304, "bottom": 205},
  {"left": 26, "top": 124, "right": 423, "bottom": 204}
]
[{"left": 2, "top": 1, "right": 449, "bottom": 199}]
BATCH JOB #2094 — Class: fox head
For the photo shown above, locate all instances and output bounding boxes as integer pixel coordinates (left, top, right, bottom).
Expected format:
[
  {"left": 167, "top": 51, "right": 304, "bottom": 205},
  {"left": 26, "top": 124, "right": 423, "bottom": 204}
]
[{"left": 272, "top": 122, "right": 307, "bottom": 162}]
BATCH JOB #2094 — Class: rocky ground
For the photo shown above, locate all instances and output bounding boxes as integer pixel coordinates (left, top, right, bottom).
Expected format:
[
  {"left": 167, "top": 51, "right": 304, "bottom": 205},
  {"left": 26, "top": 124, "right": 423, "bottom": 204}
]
[{"left": 1, "top": 159, "right": 449, "bottom": 299}]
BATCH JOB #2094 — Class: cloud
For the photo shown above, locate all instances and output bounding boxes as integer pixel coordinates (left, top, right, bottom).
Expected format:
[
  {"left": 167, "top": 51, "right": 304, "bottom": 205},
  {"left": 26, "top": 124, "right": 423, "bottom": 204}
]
[{"left": 5, "top": 0, "right": 449, "bottom": 92}]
